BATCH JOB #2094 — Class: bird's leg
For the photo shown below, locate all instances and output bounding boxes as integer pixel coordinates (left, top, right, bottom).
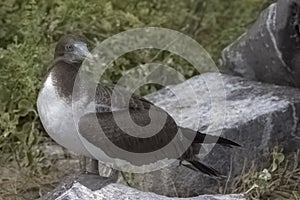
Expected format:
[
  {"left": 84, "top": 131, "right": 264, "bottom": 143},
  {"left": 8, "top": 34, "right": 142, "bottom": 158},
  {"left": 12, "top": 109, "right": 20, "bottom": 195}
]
[
  {"left": 120, "top": 171, "right": 132, "bottom": 187},
  {"left": 79, "top": 156, "right": 87, "bottom": 173},
  {"left": 179, "top": 160, "right": 183, "bottom": 166},
  {"left": 88, "top": 159, "right": 99, "bottom": 175},
  {"left": 178, "top": 158, "right": 183, "bottom": 166}
]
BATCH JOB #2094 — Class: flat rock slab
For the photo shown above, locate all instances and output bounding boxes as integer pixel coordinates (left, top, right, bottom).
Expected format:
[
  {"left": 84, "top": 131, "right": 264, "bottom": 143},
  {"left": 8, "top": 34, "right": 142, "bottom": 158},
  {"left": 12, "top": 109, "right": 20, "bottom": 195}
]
[
  {"left": 44, "top": 179, "right": 245, "bottom": 200},
  {"left": 44, "top": 72, "right": 300, "bottom": 199},
  {"left": 222, "top": 0, "right": 300, "bottom": 88}
]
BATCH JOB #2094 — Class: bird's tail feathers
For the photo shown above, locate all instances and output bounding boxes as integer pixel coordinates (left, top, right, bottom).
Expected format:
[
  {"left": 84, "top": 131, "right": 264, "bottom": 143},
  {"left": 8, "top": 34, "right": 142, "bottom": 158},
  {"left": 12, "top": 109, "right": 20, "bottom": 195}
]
[
  {"left": 179, "top": 127, "right": 240, "bottom": 148},
  {"left": 182, "top": 159, "right": 220, "bottom": 177}
]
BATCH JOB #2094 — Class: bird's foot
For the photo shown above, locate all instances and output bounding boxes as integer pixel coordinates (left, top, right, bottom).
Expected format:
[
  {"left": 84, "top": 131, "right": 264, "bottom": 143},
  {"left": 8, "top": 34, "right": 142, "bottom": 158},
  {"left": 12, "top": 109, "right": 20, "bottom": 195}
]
[
  {"left": 85, "top": 170, "right": 100, "bottom": 175},
  {"left": 80, "top": 157, "right": 100, "bottom": 175},
  {"left": 86, "top": 159, "right": 99, "bottom": 175}
]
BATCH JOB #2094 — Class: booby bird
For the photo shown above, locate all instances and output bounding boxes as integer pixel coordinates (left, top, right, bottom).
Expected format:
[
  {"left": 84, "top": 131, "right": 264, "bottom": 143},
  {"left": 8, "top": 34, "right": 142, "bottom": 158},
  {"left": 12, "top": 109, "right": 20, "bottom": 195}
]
[{"left": 37, "top": 35, "right": 240, "bottom": 176}]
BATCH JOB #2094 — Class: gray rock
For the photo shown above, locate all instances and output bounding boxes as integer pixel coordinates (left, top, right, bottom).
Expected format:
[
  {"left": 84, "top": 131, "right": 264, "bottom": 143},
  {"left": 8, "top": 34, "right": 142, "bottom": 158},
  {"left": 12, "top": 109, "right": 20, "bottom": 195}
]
[
  {"left": 138, "top": 73, "right": 300, "bottom": 196},
  {"left": 222, "top": 0, "right": 300, "bottom": 88},
  {"left": 46, "top": 180, "right": 245, "bottom": 200},
  {"left": 44, "top": 73, "right": 300, "bottom": 199},
  {"left": 41, "top": 173, "right": 117, "bottom": 200}
]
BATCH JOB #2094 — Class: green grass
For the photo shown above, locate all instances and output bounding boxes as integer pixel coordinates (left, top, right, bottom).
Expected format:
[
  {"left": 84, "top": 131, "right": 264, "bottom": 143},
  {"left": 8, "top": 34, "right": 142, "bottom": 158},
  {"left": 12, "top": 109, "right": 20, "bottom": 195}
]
[
  {"left": 0, "top": 156, "right": 81, "bottom": 200},
  {"left": 227, "top": 148, "right": 300, "bottom": 200}
]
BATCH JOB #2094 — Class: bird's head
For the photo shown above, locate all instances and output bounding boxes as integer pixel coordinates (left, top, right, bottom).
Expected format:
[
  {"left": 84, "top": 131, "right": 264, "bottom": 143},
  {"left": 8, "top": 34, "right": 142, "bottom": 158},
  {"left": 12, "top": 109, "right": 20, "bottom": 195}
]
[{"left": 54, "top": 35, "right": 93, "bottom": 64}]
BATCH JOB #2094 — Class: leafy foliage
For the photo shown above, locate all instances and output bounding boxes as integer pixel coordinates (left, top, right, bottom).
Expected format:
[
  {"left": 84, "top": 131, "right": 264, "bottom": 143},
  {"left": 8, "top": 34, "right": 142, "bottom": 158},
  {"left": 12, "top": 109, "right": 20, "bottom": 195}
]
[{"left": 228, "top": 148, "right": 300, "bottom": 200}]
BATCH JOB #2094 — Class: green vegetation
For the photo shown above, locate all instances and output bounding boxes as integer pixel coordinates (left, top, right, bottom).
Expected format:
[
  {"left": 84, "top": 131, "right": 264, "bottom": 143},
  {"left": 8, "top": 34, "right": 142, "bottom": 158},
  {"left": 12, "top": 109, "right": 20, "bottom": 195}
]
[
  {"left": 228, "top": 148, "right": 300, "bottom": 200},
  {"left": 0, "top": 0, "right": 286, "bottom": 199}
]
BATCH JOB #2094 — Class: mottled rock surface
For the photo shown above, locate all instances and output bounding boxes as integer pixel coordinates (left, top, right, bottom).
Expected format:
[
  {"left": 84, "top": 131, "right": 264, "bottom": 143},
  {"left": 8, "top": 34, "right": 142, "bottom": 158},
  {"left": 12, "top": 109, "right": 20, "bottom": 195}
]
[
  {"left": 139, "top": 73, "right": 300, "bottom": 196},
  {"left": 222, "top": 0, "right": 300, "bottom": 88},
  {"left": 41, "top": 173, "right": 117, "bottom": 200},
  {"left": 43, "top": 179, "right": 245, "bottom": 200}
]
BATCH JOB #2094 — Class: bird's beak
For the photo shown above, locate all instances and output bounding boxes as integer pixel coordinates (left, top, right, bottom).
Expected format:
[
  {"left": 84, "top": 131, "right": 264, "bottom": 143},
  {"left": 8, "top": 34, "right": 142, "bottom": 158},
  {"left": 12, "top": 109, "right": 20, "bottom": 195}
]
[{"left": 74, "top": 43, "right": 93, "bottom": 60}]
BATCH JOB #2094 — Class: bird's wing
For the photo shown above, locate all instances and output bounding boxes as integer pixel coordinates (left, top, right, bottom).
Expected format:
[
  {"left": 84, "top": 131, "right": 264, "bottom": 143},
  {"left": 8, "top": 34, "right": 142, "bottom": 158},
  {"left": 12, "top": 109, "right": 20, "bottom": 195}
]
[
  {"left": 94, "top": 84, "right": 240, "bottom": 147},
  {"left": 93, "top": 84, "right": 154, "bottom": 113},
  {"left": 78, "top": 109, "right": 178, "bottom": 153},
  {"left": 78, "top": 84, "right": 182, "bottom": 165},
  {"left": 179, "top": 127, "right": 240, "bottom": 148},
  {"left": 79, "top": 84, "right": 239, "bottom": 173}
]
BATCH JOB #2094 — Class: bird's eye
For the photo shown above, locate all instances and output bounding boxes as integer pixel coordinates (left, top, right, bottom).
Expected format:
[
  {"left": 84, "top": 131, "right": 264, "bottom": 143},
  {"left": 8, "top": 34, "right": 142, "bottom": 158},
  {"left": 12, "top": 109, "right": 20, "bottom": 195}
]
[{"left": 65, "top": 44, "right": 74, "bottom": 51}]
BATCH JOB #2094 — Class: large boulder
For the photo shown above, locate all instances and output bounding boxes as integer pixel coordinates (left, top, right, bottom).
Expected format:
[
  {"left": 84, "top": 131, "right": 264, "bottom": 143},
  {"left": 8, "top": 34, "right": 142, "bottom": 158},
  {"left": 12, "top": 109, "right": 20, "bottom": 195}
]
[
  {"left": 43, "top": 73, "right": 300, "bottom": 199},
  {"left": 222, "top": 0, "right": 300, "bottom": 88},
  {"left": 136, "top": 72, "right": 300, "bottom": 196}
]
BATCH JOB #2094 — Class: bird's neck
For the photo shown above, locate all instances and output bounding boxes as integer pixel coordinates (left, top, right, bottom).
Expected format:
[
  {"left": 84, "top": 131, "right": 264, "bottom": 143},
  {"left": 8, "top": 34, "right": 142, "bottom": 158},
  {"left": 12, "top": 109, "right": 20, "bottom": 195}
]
[{"left": 49, "top": 59, "right": 81, "bottom": 101}]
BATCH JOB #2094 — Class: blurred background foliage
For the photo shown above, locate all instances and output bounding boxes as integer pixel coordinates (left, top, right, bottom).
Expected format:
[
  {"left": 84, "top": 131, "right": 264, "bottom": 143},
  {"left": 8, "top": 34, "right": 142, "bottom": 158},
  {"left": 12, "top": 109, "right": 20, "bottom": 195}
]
[{"left": 0, "top": 0, "right": 274, "bottom": 198}]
